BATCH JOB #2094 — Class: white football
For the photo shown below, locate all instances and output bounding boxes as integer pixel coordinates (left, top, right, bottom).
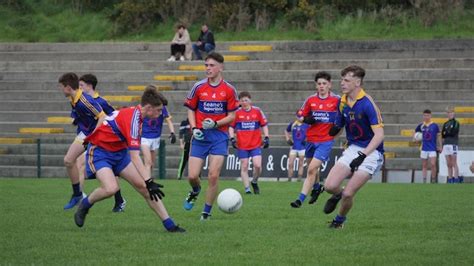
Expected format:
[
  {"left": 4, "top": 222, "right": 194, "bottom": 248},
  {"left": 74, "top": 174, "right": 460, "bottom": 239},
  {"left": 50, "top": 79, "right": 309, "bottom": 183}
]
[
  {"left": 413, "top": 132, "right": 423, "bottom": 142},
  {"left": 217, "top": 188, "right": 243, "bottom": 214}
]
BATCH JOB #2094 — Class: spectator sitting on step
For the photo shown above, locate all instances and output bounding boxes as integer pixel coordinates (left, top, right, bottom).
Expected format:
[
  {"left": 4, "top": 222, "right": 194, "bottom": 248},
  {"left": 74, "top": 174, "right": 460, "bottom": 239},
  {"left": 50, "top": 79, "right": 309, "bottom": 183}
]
[
  {"left": 168, "top": 24, "right": 192, "bottom": 62},
  {"left": 192, "top": 24, "right": 215, "bottom": 60}
]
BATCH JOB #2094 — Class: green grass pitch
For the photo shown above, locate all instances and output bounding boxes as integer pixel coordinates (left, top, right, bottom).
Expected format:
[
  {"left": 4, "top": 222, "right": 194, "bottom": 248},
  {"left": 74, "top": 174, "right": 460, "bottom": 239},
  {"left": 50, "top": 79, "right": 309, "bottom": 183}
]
[{"left": 0, "top": 178, "right": 472, "bottom": 265}]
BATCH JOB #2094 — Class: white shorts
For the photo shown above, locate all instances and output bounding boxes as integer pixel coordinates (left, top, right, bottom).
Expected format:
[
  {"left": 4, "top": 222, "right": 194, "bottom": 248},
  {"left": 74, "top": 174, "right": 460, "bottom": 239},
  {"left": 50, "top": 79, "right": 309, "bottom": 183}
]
[
  {"left": 442, "top": 145, "right": 458, "bottom": 156},
  {"left": 338, "top": 145, "right": 384, "bottom": 176},
  {"left": 420, "top": 150, "right": 437, "bottom": 159},
  {"left": 289, "top": 149, "right": 305, "bottom": 157},
  {"left": 141, "top": 137, "right": 161, "bottom": 151},
  {"left": 74, "top": 131, "right": 87, "bottom": 144}
]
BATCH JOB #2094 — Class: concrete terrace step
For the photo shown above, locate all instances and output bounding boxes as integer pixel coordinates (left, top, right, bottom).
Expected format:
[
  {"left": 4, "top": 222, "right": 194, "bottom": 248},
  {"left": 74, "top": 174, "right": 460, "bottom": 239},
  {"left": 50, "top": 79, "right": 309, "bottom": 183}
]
[
  {"left": 1, "top": 39, "right": 472, "bottom": 52},
  {"left": 2, "top": 58, "right": 474, "bottom": 72},
  {"left": 1, "top": 79, "right": 472, "bottom": 91},
  {"left": 2, "top": 69, "right": 473, "bottom": 81},
  {"left": 1, "top": 89, "right": 472, "bottom": 102},
  {"left": 0, "top": 99, "right": 472, "bottom": 114}
]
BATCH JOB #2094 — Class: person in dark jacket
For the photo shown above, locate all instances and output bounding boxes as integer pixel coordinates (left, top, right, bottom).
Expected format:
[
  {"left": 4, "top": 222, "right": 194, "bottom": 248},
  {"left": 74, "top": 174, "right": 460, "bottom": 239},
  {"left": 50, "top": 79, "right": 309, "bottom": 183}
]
[
  {"left": 442, "top": 106, "right": 461, "bottom": 183},
  {"left": 192, "top": 24, "right": 215, "bottom": 60}
]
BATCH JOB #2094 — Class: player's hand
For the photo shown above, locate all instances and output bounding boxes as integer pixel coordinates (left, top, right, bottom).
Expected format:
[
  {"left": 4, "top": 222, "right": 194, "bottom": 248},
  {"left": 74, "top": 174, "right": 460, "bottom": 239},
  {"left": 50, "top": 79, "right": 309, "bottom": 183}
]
[
  {"left": 349, "top": 151, "right": 366, "bottom": 173},
  {"left": 169, "top": 132, "right": 176, "bottom": 144},
  {"left": 192, "top": 127, "right": 204, "bottom": 140},
  {"left": 145, "top": 178, "right": 165, "bottom": 201},
  {"left": 263, "top": 136, "right": 270, "bottom": 149},
  {"left": 287, "top": 139, "right": 293, "bottom": 146},
  {"left": 329, "top": 125, "right": 342, "bottom": 136},
  {"left": 303, "top": 116, "right": 316, "bottom": 125},
  {"left": 230, "top": 137, "right": 237, "bottom": 149},
  {"left": 202, "top": 118, "right": 217, "bottom": 129}
]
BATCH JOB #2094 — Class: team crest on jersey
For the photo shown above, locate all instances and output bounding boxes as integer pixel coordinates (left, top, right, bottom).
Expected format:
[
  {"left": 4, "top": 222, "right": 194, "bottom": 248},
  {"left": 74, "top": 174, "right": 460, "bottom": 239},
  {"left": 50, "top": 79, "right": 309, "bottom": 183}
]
[
  {"left": 349, "top": 111, "right": 355, "bottom": 120},
  {"left": 220, "top": 91, "right": 226, "bottom": 97},
  {"left": 319, "top": 104, "right": 323, "bottom": 109}
]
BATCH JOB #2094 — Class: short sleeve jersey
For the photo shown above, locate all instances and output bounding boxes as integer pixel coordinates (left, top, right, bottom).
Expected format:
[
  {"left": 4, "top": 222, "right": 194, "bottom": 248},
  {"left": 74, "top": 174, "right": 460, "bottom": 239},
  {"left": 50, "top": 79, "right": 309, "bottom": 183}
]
[
  {"left": 297, "top": 92, "right": 340, "bottom": 142},
  {"left": 184, "top": 78, "right": 239, "bottom": 133},
  {"left": 415, "top": 122, "right": 440, "bottom": 151},
  {"left": 142, "top": 106, "right": 170, "bottom": 139},
  {"left": 85, "top": 105, "right": 142, "bottom": 152},
  {"left": 93, "top": 92, "right": 115, "bottom": 115},
  {"left": 335, "top": 89, "right": 384, "bottom": 153},
  {"left": 286, "top": 121, "right": 308, "bottom": 150},
  {"left": 70, "top": 89, "right": 105, "bottom": 136},
  {"left": 230, "top": 106, "right": 268, "bottom": 150}
]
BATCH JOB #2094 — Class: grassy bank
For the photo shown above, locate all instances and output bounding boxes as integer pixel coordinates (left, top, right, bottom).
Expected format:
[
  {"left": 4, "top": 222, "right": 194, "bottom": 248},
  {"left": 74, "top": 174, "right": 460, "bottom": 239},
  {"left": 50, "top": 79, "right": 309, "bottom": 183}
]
[{"left": 0, "top": 3, "right": 473, "bottom": 42}]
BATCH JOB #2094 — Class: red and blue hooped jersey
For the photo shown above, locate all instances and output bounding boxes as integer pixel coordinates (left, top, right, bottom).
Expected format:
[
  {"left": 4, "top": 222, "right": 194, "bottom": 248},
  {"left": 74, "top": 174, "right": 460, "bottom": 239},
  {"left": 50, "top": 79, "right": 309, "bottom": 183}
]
[
  {"left": 335, "top": 89, "right": 384, "bottom": 153},
  {"left": 231, "top": 106, "right": 268, "bottom": 150},
  {"left": 70, "top": 89, "right": 105, "bottom": 136},
  {"left": 415, "top": 122, "right": 439, "bottom": 151},
  {"left": 184, "top": 78, "right": 239, "bottom": 133},
  {"left": 85, "top": 105, "right": 142, "bottom": 152},
  {"left": 297, "top": 92, "right": 339, "bottom": 142}
]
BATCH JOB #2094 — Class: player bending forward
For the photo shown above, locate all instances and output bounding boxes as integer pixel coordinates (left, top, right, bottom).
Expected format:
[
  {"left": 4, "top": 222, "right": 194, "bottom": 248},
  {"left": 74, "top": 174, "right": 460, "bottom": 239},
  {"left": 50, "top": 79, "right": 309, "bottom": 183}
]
[{"left": 74, "top": 87, "right": 185, "bottom": 233}]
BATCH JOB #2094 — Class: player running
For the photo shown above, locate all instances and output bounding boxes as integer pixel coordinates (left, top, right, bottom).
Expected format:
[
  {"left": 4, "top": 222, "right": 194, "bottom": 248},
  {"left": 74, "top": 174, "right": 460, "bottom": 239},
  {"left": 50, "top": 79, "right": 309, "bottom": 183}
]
[
  {"left": 290, "top": 71, "right": 339, "bottom": 208},
  {"left": 59, "top": 73, "right": 105, "bottom": 210},
  {"left": 323, "top": 65, "right": 384, "bottom": 229},
  {"left": 182, "top": 52, "right": 239, "bottom": 220},
  {"left": 229, "top": 91, "right": 270, "bottom": 194},
  {"left": 74, "top": 86, "right": 185, "bottom": 232},
  {"left": 285, "top": 119, "right": 308, "bottom": 182}
]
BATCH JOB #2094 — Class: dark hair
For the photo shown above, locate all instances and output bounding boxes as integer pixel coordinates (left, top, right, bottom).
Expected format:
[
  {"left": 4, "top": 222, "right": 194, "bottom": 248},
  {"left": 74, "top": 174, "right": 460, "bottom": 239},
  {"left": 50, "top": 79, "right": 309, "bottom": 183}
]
[
  {"left": 238, "top": 91, "right": 252, "bottom": 99},
  {"left": 141, "top": 85, "right": 166, "bottom": 107},
  {"left": 423, "top": 109, "right": 432, "bottom": 114},
  {"left": 58, "top": 72, "right": 79, "bottom": 90},
  {"left": 314, "top": 71, "right": 331, "bottom": 82},
  {"left": 341, "top": 65, "right": 366, "bottom": 81},
  {"left": 79, "top": 74, "right": 98, "bottom": 90},
  {"left": 205, "top": 52, "right": 224, "bottom": 64},
  {"left": 177, "top": 24, "right": 185, "bottom": 29}
]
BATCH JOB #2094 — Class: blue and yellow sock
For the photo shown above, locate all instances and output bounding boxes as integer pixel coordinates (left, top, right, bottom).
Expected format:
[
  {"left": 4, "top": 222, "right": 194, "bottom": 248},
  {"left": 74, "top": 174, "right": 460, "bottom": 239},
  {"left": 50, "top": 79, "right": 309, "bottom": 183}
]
[
  {"left": 192, "top": 185, "right": 201, "bottom": 193},
  {"left": 313, "top": 183, "right": 321, "bottom": 191},
  {"left": 82, "top": 197, "right": 93, "bottom": 209},
  {"left": 334, "top": 214, "right": 346, "bottom": 224}
]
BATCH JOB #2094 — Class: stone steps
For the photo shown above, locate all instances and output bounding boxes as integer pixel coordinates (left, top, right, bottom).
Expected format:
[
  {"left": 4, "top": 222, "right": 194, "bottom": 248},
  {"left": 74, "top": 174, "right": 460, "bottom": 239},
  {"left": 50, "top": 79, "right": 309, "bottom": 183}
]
[
  {"left": 2, "top": 58, "right": 474, "bottom": 72},
  {"left": 2, "top": 68, "right": 473, "bottom": 81}
]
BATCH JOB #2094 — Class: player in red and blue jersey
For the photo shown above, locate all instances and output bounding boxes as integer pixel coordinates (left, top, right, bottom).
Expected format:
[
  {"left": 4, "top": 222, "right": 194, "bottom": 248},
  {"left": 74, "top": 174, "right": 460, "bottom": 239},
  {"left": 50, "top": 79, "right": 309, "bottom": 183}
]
[
  {"left": 285, "top": 120, "right": 308, "bottom": 182},
  {"left": 75, "top": 74, "right": 127, "bottom": 212},
  {"left": 141, "top": 103, "right": 176, "bottom": 180},
  {"left": 74, "top": 87, "right": 185, "bottom": 232},
  {"left": 323, "top": 65, "right": 385, "bottom": 229},
  {"left": 59, "top": 73, "right": 106, "bottom": 210},
  {"left": 229, "top": 91, "right": 269, "bottom": 194},
  {"left": 415, "top": 109, "right": 441, "bottom": 183},
  {"left": 182, "top": 53, "right": 239, "bottom": 220},
  {"left": 290, "top": 71, "right": 339, "bottom": 208}
]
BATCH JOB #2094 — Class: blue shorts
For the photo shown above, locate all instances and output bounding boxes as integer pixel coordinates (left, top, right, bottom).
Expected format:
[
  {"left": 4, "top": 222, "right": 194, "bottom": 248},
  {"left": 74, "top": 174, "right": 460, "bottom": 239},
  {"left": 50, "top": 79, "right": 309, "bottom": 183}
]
[
  {"left": 238, "top": 148, "right": 262, "bottom": 159},
  {"left": 305, "top": 140, "right": 334, "bottom": 162},
  {"left": 190, "top": 138, "right": 228, "bottom": 159},
  {"left": 85, "top": 145, "right": 131, "bottom": 179}
]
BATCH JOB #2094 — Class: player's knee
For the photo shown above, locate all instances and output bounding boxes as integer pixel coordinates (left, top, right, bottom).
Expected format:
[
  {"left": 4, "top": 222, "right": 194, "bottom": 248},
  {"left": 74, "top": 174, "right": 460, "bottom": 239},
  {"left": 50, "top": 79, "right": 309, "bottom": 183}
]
[
  {"left": 342, "top": 189, "right": 355, "bottom": 200},
  {"left": 207, "top": 176, "right": 218, "bottom": 186},
  {"left": 104, "top": 184, "right": 120, "bottom": 196},
  {"left": 324, "top": 183, "right": 338, "bottom": 194},
  {"left": 253, "top": 165, "right": 261, "bottom": 173},
  {"left": 64, "top": 156, "right": 75, "bottom": 168}
]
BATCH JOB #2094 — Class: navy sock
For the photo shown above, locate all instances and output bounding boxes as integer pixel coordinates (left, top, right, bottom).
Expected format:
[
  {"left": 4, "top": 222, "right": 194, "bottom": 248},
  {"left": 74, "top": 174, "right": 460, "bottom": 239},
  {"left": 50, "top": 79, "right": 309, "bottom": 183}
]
[
  {"left": 72, "top": 183, "right": 81, "bottom": 196},
  {"left": 192, "top": 185, "right": 201, "bottom": 193},
  {"left": 334, "top": 214, "right": 346, "bottom": 224},
  {"left": 313, "top": 183, "right": 321, "bottom": 191},
  {"left": 162, "top": 218, "right": 176, "bottom": 231},
  {"left": 82, "top": 197, "right": 93, "bottom": 209},
  {"left": 298, "top": 193, "right": 307, "bottom": 202},
  {"left": 114, "top": 190, "right": 124, "bottom": 204},
  {"left": 203, "top": 203, "right": 212, "bottom": 214}
]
